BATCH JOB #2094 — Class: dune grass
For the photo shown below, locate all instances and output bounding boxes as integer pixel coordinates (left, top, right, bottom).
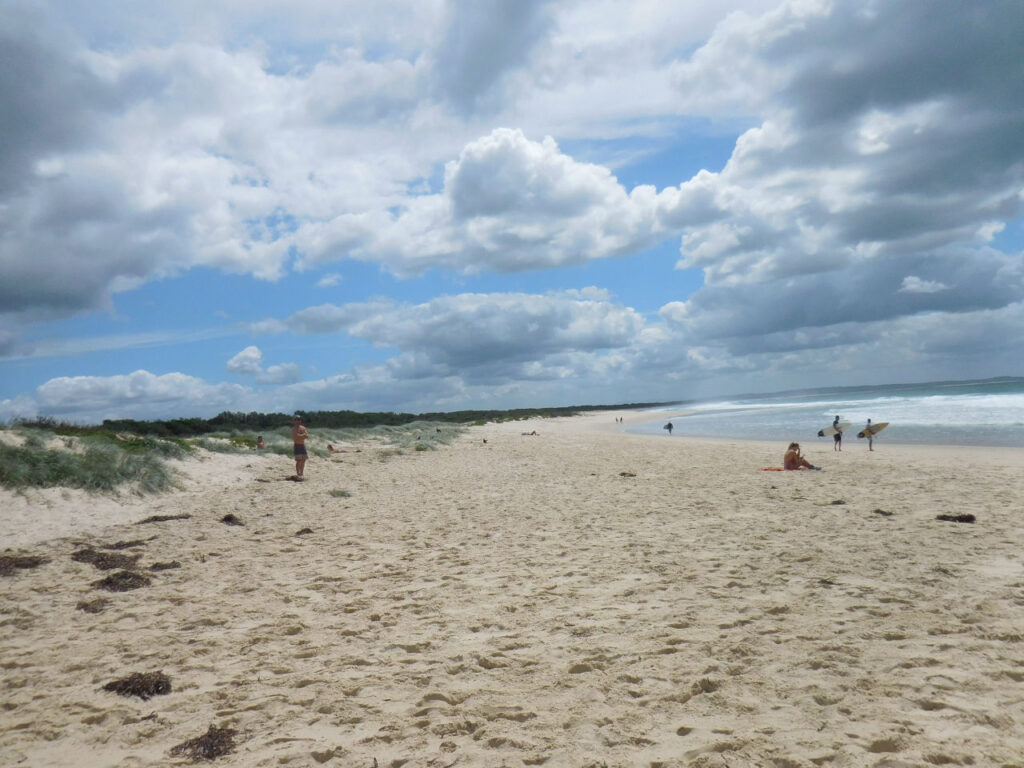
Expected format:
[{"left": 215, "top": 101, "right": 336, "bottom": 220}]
[
  {"left": 0, "top": 420, "right": 465, "bottom": 493},
  {"left": 0, "top": 432, "right": 179, "bottom": 493}
]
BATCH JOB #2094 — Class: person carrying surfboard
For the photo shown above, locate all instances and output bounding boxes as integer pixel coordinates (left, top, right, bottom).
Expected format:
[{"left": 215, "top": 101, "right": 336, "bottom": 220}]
[
  {"left": 832, "top": 415, "right": 843, "bottom": 451},
  {"left": 864, "top": 419, "right": 874, "bottom": 451}
]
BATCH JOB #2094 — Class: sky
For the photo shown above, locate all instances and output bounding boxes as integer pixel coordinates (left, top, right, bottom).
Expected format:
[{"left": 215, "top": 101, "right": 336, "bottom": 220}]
[{"left": 1, "top": 0, "right": 1023, "bottom": 424}]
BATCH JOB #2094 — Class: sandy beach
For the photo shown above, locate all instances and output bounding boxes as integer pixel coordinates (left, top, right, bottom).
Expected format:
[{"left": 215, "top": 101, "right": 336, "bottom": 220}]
[{"left": 2, "top": 412, "right": 1023, "bottom": 767}]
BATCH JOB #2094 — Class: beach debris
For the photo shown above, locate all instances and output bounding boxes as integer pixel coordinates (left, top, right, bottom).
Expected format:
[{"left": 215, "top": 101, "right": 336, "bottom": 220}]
[
  {"left": 295, "top": 527, "right": 314, "bottom": 536},
  {"left": 76, "top": 597, "right": 110, "bottom": 613},
  {"left": 136, "top": 513, "right": 191, "bottom": 525},
  {"left": 170, "top": 724, "right": 237, "bottom": 761},
  {"left": 872, "top": 508, "right": 894, "bottom": 517},
  {"left": 103, "top": 671, "right": 171, "bottom": 700},
  {"left": 0, "top": 553, "right": 48, "bottom": 576},
  {"left": 149, "top": 561, "right": 181, "bottom": 571},
  {"left": 72, "top": 547, "right": 141, "bottom": 571},
  {"left": 103, "top": 539, "right": 148, "bottom": 550},
  {"left": 829, "top": 499, "right": 846, "bottom": 505},
  {"left": 220, "top": 513, "right": 244, "bottom": 526},
  {"left": 818, "top": 578, "right": 836, "bottom": 587},
  {"left": 619, "top": 471, "right": 636, "bottom": 477},
  {"left": 936, "top": 513, "right": 976, "bottom": 524},
  {"left": 92, "top": 570, "right": 151, "bottom": 591}
]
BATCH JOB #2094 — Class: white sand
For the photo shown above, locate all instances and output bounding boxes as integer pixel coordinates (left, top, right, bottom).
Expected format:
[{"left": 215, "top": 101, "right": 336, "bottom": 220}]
[{"left": 2, "top": 413, "right": 1023, "bottom": 767}]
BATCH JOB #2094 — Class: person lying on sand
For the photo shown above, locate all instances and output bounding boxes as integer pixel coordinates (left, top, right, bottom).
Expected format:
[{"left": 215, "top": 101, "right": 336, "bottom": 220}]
[
  {"left": 784, "top": 442, "right": 820, "bottom": 470},
  {"left": 327, "top": 444, "right": 343, "bottom": 453}
]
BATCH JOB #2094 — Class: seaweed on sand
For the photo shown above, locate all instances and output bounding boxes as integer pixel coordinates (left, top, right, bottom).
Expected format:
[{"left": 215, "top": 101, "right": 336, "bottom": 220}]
[
  {"left": 0, "top": 553, "right": 48, "bottom": 576},
  {"left": 103, "top": 671, "right": 171, "bottom": 700},
  {"left": 76, "top": 597, "right": 110, "bottom": 613},
  {"left": 170, "top": 724, "right": 237, "bottom": 761},
  {"left": 149, "top": 560, "right": 181, "bottom": 571},
  {"left": 103, "top": 539, "right": 148, "bottom": 550},
  {"left": 72, "top": 547, "right": 141, "bottom": 571},
  {"left": 136, "top": 513, "right": 191, "bottom": 525},
  {"left": 92, "top": 570, "right": 151, "bottom": 591},
  {"left": 220, "top": 514, "right": 243, "bottom": 526},
  {"left": 936, "top": 513, "right": 976, "bottom": 523}
]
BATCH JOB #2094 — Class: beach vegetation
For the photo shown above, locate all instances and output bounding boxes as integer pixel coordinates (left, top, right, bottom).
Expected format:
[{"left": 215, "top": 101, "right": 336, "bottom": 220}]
[
  {"left": 1, "top": 429, "right": 179, "bottom": 494},
  {"left": 17, "top": 401, "right": 673, "bottom": 438}
]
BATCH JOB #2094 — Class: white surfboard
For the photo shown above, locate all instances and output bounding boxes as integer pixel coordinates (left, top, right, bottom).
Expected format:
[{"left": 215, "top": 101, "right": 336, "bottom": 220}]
[
  {"left": 857, "top": 421, "right": 889, "bottom": 438},
  {"left": 818, "top": 421, "right": 851, "bottom": 437}
]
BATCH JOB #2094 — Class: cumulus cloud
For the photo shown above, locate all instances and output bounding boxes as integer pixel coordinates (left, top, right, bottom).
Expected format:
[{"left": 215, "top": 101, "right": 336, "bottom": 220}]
[
  {"left": 295, "top": 128, "right": 683, "bottom": 275},
  {"left": 227, "top": 345, "right": 301, "bottom": 384},
  {"left": 32, "top": 370, "right": 252, "bottom": 422},
  {"left": 227, "top": 345, "right": 264, "bottom": 374}
]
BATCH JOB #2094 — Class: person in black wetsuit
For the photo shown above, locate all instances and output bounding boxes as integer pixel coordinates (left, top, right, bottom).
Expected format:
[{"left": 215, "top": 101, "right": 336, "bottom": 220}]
[{"left": 832, "top": 415, "right": 843, "bottom": 451}]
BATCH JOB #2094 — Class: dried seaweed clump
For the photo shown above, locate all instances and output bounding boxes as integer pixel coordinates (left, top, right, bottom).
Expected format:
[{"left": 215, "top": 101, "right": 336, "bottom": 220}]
[
  {"left": 294, "top": 527, "right": 314, "bottom": 536},
  {"left": 220, "top": 514, "right": 243, "bottom": 526},
  {"left": 76, "top": 597, "right": 110, "bottom": 613},
  {"left": 0, "top": 554, "right": 48, "bottom": 577},
  {"left": 170, "top": 724, "right": 237, "bottom": 761},
  {"left": 103, "top": 671, "right": 171, "bottom": 700},
  {"left": 936, "top": 513, "right": 976, "bottom": 524},
  {"left": 92, "top": 570, "right": 151, "bottom": 591},
  {"left": 136, "top": 513, "right": 191, "bottom": 525},
  {"left": 73, "top": 547, "right": 140, "bottom": 571},
  {"left": 149, "top": 560, "right": 181, "bottom": 571},
  {"left": 103, "top": 539, "right": 148, "bottom": 550}
]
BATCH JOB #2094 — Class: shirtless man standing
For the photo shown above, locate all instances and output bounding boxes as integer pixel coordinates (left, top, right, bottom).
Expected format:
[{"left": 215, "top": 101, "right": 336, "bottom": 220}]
[{"left": 291, "top": 416, "right": 309, "bottom": 479}]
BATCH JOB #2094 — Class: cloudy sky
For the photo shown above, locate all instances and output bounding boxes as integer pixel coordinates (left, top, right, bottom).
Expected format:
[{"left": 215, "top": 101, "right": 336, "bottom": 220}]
[{"left": 2, "top": 0, "right": 1022, "bottom": 423}]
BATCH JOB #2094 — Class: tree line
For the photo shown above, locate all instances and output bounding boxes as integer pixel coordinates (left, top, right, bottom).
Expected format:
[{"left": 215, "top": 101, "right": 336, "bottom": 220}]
[{"left": 16, "top": 402, "right": 674, "bottom": 437}]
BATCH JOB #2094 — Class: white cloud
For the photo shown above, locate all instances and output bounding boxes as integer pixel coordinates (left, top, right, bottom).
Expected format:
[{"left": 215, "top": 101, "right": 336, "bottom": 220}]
[
  {"left": 227, "top": 345, "right": 301, "bottom": 384},
  {"left": 316, "top": 273, "right": 343, "bottom": 287},
  {"left": 227, "top": 345, "right": 264, "bottom": 374},
  {"left": 899, "top": 276, "right": 949, "bottom": 294},
  {"left": 257, "top": 362, "right": 301, "bottom": 385},
  {"left": 32, "top": 370, "right": 252, "bottom": 422}
]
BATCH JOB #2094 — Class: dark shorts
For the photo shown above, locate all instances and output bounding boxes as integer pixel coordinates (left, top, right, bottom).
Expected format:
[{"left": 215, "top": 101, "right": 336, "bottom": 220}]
[{"left": 293, "top": 443, "right": 307, "bottom": 457}]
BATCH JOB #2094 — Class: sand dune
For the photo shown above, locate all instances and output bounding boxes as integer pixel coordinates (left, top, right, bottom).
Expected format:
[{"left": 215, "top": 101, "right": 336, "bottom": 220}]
[{"left": 2, "top": 413, "right": 1023, "bottom": 767}]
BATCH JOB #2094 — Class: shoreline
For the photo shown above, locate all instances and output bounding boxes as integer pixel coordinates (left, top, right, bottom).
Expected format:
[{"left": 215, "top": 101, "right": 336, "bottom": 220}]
[{"left": 2, "top": 411, "right": 1023, "bottom": 765}]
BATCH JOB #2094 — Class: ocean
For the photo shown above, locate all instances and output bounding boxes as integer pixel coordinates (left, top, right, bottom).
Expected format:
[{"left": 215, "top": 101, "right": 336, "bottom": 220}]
[{"left": 627, "top": 377, "right": 1024, "bottom": 447}]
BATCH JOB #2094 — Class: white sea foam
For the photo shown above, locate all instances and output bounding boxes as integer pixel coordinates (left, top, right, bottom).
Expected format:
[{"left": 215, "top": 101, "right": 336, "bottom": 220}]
[{"left": 639, "top": 379, "right": 1024, "bottom": 446}]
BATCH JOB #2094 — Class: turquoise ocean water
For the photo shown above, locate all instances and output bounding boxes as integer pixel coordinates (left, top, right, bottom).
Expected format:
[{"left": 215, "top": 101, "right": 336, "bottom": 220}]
[{"left": 628, "top": 377, "right": 1024, "bottom": 447}]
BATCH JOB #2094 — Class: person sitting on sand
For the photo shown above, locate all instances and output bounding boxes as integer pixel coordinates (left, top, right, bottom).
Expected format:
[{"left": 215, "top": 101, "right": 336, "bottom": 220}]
[
  {"left": 784, "top": 442, "right": 820, "bottom": 470},
  {"left": 292, "top": 417, "right": 309, "bottom": 479},
  {"left": 255, "top": 436, "right": 266, "bottom": 450}
]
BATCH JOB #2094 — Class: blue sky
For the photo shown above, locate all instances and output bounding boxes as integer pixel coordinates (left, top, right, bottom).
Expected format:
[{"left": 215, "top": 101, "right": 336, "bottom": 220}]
[{"left": 1, "top": 0, "right": 1023, "bottom": 423}]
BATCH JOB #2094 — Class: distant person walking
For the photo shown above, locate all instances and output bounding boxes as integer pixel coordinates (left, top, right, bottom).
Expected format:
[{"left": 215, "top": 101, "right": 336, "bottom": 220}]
[
  {"left": 292, "top": 416, "right": 309, "bottom": 479},
  {"left": 832, "top": 415, "right": 843, "bottom": 451},
  {"left": 664, "top": 421, "right": 673, "bottom": 435}
]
